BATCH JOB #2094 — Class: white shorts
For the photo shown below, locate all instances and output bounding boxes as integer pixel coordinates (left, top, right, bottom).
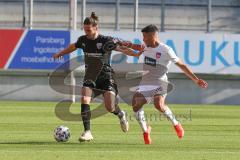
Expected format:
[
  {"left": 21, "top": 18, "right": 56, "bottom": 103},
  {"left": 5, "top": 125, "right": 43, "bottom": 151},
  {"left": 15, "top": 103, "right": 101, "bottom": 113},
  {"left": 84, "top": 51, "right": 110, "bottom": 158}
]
[{"left": 134, "top": 80, "right": 169, "bottom": 103}]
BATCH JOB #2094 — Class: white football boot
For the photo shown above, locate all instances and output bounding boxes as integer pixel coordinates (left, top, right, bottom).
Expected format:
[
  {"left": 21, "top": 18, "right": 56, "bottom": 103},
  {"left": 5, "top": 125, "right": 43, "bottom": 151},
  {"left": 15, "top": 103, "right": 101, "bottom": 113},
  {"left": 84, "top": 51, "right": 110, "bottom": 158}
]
[
  {"left": 118, "top": 110, "right": 129, "bottom": 132},
  {"left": 79, "top": 130, "right": 94, "bottom": 142}
]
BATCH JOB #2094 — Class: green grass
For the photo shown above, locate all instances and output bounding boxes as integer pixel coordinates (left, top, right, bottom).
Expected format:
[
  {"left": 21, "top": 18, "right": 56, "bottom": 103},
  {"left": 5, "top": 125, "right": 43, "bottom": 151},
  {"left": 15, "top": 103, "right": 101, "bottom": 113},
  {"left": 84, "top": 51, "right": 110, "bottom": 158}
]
[{"left": 0, "top": 101, "right": 240, "bottom": 160}]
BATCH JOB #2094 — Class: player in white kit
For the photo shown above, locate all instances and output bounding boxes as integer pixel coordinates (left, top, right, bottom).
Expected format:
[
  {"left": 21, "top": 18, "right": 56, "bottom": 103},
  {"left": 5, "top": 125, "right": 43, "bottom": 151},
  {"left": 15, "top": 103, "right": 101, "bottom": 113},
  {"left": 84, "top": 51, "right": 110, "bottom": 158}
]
[{"left": 124, "top": 24, "right": 208, "bottom": 144}]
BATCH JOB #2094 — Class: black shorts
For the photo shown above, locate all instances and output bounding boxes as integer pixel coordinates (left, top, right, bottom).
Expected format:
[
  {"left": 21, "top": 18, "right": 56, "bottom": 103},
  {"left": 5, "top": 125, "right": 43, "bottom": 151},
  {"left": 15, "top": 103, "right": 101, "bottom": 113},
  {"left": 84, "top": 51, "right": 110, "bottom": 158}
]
[{"left": 83, "top": 72, "right": 118, "bottom": 98}]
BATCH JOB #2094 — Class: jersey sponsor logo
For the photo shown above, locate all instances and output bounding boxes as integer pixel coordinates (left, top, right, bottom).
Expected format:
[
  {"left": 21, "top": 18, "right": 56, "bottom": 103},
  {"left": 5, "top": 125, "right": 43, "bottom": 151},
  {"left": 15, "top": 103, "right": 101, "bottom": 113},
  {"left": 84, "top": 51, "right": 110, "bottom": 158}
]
[
  {"left": 110, "top": 79, "right": 115, "bottom": 83},
  {"left": 96, "top": 43, "right": 103, "bottom": 49},
  {"left": 85, "top": 52, "right": 103, "bottom": 57},
  {"left": 144, "top": 56, "right": 156, "bottom": 67},
  {"left": 156, "top": 52, "right": 161, "bottom": 59},
  {"left": 82, "top": 43, "right": 86, "bottom": 48}
]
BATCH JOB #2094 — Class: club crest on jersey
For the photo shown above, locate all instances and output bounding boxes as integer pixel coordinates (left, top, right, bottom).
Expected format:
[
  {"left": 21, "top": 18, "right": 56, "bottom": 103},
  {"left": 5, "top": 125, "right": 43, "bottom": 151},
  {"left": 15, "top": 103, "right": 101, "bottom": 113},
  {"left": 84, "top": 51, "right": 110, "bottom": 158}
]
[
  {"left": 96, "top": 43, "right": 103, "bottom": 49},
  {"left": 156, "top": 52, "right": 161, "bottom": 59}
]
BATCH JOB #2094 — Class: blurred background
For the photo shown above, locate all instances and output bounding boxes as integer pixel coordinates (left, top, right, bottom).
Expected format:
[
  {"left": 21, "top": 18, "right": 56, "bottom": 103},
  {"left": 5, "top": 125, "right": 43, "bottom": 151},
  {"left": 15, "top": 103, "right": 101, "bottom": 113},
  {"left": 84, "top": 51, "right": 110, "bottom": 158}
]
[
  {"left": 0, "top": 0, "right": 240, "bottom": 104},
  {"left": 1, "top": 0, "right": 240, "bottom": 32}
]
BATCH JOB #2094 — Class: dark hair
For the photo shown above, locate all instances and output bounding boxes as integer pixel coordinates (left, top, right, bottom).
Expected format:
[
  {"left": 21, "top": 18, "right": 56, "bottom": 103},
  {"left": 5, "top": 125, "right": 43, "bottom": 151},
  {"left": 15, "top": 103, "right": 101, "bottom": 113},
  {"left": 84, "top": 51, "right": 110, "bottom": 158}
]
[
  {"left": 83, "top": 12, "right": 99, "bottom": 26},
  {"left": 141, "top": 24, "right": 159, "bottom": 33}
]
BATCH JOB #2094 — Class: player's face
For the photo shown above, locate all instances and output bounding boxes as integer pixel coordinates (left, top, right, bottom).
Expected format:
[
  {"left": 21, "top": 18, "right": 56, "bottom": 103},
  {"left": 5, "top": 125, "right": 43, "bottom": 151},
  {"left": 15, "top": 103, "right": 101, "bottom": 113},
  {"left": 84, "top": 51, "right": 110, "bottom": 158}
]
[
  {"left": 142, "top": 32, "right": 158, "bottom": 47},
  {"left": 83, "top": 24, "right": 98, "bottom": 37}
]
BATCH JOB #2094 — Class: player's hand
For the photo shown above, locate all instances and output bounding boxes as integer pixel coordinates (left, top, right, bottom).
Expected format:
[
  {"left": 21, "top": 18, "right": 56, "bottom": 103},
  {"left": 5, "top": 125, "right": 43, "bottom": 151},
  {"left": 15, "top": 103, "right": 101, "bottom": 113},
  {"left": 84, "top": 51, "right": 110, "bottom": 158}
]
[
  {"left": 120, "top": 41, "right": 132, "bottom": 47},
  {"left": 196, "top": 79, "right": 208, "bottom": 89},
  {"left": 136, "top": 46, "right": 145, "bottom": 57},
  {"left": 135, "top": 51, "right": 142, "bottom": 57},
  {"left": 139, "top": 44, "right": 145, "bottom": 51}
]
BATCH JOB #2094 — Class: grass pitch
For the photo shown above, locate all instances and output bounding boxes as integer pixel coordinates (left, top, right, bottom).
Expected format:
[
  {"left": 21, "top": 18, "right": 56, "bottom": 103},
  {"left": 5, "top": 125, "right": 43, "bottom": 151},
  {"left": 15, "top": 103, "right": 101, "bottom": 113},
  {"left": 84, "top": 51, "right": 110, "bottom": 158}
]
[{"left": 0, "top": 101, "right": 240, "bottom": 160}]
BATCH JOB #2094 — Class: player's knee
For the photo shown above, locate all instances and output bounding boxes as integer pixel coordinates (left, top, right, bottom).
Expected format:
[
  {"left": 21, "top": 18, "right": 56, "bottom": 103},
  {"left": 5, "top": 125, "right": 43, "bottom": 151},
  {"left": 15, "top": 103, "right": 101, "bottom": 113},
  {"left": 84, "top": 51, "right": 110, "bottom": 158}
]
[
  {"left": 133, "top": 101, "right": 147, "bottom": 112},
  {"left": 133, "top": 106, "right": 139, "bottom": 112},
  {"left": 81, "top": 96, "right": 91, "bottom": 104},
  {"left": 154, "top": 102, "right": 165, "bottom": 112},
  {"left": 131, "top": 100, "right": 136, "bottom": 107}
]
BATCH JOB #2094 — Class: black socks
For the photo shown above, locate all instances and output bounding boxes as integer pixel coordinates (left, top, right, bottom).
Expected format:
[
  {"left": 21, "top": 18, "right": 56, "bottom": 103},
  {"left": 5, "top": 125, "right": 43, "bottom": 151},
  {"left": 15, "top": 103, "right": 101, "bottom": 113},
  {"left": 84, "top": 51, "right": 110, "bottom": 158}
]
[{"left": 81, "top": 104, "right": 91, "bottom": 131}]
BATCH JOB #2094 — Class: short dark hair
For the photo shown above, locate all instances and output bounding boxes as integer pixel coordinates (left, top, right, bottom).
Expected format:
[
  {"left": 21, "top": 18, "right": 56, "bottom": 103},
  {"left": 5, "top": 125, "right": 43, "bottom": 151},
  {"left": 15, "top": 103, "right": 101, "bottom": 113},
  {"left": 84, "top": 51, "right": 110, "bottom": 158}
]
[
  {"left": 141, "top": 24, "right": 159, "bottom": 33},
  {"left": 84, "top": 12, "right": 99, "bottom": 26}
]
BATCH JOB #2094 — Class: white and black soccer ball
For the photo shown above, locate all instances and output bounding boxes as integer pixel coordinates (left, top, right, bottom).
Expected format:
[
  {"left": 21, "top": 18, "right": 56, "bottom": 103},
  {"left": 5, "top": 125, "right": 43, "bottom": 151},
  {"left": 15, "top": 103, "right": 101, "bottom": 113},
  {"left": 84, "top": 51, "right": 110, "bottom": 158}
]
[{"left": 54, "top": 125, "right": 70, "bottom": 142}]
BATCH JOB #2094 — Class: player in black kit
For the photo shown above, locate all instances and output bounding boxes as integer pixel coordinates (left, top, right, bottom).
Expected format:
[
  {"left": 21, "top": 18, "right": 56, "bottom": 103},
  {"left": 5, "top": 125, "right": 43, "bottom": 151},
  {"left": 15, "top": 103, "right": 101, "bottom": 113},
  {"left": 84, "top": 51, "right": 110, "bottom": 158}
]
[{"left": 53, "top": 12, "right": 143, "bottom": 142}]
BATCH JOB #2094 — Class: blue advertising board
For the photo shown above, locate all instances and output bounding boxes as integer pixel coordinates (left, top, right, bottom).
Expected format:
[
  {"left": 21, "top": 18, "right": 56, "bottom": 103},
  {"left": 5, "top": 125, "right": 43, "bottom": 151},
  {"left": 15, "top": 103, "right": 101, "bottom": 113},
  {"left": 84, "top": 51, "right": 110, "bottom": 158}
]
[{"left": 8, "top": 30, "right": 70, "bottom": 69}]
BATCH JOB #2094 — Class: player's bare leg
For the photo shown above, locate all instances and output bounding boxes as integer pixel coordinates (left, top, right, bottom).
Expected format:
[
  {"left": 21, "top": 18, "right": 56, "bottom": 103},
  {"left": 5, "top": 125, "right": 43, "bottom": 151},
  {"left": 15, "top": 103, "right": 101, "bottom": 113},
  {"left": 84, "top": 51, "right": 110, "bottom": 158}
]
[
  {"left": 79, "top": 87, "right": 94, "bottom": 142},
  {"left": 132, "top": 92, "right": 151, "bottom": 144},
  {"left": 153, "top": 95, "right": 184, "bottom": 139},
  {"left": 104, "top": 91, "right": 129, "bottom": 132}
]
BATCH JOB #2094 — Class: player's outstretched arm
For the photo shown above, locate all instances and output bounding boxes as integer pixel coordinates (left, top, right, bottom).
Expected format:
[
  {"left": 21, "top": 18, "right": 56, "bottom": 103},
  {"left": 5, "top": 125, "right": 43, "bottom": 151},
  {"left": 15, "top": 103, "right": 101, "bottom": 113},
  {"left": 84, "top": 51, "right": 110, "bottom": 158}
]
[
  {"left": 115, "top": 45, "right": 143, "bottom": 57},
  {"left": 53, "top": 43, "right": 77, "bottom": 59},
  {"left": 175, "top": 59, "right": 208, "bottom": 89},
  {"left": 119, "top": 41, "right": 145, "bottom": 51},
  {"left": 131, "top": 44, "right": 144, "bottom": 51}
]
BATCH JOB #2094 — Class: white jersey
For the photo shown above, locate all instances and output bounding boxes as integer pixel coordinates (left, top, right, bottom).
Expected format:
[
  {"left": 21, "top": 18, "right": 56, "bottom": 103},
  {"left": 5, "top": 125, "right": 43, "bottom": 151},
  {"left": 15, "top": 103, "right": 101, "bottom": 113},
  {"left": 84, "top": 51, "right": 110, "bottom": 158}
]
[
  {"left": 136, "top": 42, "right": 179, "bottom": 102},
  {"left": 142, "top": 42, "right": 179, "bottom": 82}
]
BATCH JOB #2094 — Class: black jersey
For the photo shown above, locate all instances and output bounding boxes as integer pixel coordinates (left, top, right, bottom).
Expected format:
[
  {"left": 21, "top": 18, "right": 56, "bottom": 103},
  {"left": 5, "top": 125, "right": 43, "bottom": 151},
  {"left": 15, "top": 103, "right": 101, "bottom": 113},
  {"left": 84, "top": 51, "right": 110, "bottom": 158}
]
[{"left": 75, "top": 34, "right": 114, "bottom": 82}]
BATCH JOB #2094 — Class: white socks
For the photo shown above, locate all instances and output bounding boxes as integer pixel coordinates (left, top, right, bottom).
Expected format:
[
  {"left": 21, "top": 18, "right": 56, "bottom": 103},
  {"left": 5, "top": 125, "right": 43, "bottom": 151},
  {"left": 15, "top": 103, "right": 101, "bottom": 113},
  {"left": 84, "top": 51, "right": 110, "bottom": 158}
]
[
  {"left": 135, "top": 107, "right": 179, "bottom": 132},
  {"left": 163, "top": 108, "right": 179, "bottom": 126},
  {"left": 135, "top": 109, "right": 148, "bottom": 133}
]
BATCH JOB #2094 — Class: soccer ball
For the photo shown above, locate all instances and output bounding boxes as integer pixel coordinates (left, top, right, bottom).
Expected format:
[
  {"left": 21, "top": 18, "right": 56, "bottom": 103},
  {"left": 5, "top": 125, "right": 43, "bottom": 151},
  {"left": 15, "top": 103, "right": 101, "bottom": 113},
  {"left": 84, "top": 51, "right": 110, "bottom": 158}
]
[{"left": 54, "top": 125, "right": 70, "bottom": 142}]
